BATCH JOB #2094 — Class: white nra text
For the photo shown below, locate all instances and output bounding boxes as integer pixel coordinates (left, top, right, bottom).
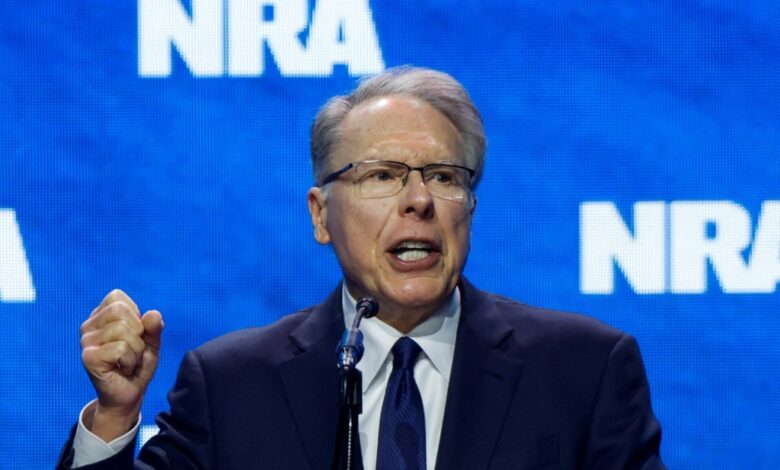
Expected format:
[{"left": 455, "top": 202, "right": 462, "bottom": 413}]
[
  {"left": 0, "top": 209, "right": 36, "bottom": 303},
  {"left": 138, "top": 0, "right": 385, "bottom": 77},
  {"left": 580, "top": 201, "right": 780, "bottom": 294}
]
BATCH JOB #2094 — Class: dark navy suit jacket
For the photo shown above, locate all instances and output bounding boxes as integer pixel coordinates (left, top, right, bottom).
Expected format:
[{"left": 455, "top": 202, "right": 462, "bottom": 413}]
[{"left": 58, "top": 279, "right": 665, "bottom": 469}]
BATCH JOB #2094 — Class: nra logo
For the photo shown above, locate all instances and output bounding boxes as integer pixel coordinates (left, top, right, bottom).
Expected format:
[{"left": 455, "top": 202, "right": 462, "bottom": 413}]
[
  {"left": 138, "top": 0, "right": 385, "bottom": 77},
  {"left": 580, "top": 201, "right": 780, "bottom": 294},
  {"left": 0, "top": 210, "right": 35, "bottom": 303}
]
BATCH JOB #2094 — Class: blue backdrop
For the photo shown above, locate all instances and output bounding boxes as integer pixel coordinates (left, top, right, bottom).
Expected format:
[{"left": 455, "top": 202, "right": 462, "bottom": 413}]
[{"left": 1, "top": 0, "right": 778, "bottom": 467}]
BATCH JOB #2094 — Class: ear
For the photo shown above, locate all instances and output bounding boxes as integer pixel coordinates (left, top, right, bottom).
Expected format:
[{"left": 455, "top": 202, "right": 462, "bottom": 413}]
[{"left": 307, "top": 187, "right": 331, "bottom": 245}]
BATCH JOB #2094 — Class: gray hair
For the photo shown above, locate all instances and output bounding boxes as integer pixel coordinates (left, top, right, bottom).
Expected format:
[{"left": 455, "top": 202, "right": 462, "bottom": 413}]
[{"left": 310, "top": 66, "right": 486, "bottom": 189}]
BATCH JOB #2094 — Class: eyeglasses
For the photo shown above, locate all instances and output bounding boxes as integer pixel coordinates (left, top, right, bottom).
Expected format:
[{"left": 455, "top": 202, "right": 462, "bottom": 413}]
[{"left": 320, "top": 160, "right": 475, "bottom": 202}]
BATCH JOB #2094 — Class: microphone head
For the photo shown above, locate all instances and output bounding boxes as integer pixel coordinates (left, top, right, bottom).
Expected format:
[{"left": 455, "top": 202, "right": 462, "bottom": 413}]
[{"left": 356, "top": 296, "right": 379, "bottom": 319}]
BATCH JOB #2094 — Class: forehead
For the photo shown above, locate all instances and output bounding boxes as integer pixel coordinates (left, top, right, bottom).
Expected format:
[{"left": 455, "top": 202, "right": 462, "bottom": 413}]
[{"left": 332, "top": 95, "right": 463, "bottom": 167}]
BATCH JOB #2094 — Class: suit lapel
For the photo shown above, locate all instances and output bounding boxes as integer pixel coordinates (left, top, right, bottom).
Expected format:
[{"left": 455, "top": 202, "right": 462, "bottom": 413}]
[
  {"left": 435, "top": 279, "right": 525, "bottom": 470},
  {"left": 278, "top": 285, "right": 347, "bottom": 470},
  {"left": 277, "top": 280, "right": 524, "bottom": 470}
]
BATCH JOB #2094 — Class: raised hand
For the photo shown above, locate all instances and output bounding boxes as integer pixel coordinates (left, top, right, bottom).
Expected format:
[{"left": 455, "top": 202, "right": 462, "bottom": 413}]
[{"left": 79, "top": 289, "right": 163, "bottom": 442}]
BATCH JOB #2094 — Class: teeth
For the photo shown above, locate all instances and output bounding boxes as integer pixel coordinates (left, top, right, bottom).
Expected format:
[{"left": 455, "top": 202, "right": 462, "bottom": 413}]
[
  {"left": 397, "top": 250, "right": 430, "bottom": 261},
  {"left": 393, "top": 240, "right": 434, "bottom": 262},
  {"left": 397, "top": 240, "right": 431, "bottom": 249}
]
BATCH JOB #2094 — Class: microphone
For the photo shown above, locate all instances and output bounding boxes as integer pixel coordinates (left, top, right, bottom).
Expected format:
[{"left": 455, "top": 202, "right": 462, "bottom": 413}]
[
  {"left": 337, "top": 296, "right": 379, "bottom": 369},
  {"left": 356, "top": 297, "right": 379, "bottom": 320}
]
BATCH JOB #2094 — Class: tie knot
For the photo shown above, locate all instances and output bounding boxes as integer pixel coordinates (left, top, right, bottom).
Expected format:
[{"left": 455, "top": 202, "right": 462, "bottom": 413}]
[{"left": 391, "top": 337, "right": 422, "bottom": 370}]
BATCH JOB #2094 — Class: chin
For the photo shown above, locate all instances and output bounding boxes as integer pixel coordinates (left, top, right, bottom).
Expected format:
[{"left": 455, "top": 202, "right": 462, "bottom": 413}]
[{"left": 387, "top": 277, "right": 454, "bottom": 308}]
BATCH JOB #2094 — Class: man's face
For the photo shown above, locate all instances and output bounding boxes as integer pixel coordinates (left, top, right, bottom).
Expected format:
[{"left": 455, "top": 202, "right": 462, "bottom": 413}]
[{"left": 308, "top": 95, "right": 476, "bottom": 325}]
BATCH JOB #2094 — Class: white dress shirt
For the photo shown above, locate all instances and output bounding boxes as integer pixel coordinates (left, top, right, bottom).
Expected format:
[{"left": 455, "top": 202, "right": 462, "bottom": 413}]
[
  {"left": 71, "top": 284, "right": 461, "bottom": 469},
  {"left": 71, "top": 401, "right": 140, "bottom": 467},
  {"left": 342, "top": 286, "right": 460, "bottom": 470}
]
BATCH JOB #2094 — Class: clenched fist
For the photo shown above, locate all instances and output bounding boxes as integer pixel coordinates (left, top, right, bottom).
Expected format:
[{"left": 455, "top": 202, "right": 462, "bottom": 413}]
[{"left": 79, "top": 289, "right": 163, "bottom": 442}]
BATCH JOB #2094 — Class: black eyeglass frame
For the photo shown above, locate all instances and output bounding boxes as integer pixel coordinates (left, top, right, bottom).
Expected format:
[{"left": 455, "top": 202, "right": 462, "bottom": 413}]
[{"left": 319, "top": 159, "right": 476, "bottom": 189}]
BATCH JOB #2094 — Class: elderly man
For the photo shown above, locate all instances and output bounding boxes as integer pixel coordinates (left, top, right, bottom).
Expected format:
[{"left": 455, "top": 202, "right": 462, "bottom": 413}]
[{"left": 59, "top": 66, "right": 665, "bottom": 469}]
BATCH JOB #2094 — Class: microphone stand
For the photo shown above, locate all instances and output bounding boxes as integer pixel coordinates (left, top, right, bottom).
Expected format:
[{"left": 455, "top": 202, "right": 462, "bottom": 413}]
[{"left": 332, "top": 297, "right": 378, "bottom": 470}]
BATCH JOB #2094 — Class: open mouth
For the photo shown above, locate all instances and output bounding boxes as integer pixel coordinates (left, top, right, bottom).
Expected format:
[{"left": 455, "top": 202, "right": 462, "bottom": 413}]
[{"left": 390, "top": 240, "right": 439, "bottom": 262}]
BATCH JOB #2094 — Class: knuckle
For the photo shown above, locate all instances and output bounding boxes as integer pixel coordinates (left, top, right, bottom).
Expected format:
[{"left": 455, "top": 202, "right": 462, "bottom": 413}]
[
  {"left": 129, "top": 335, "right": 145, "bottom": 353},
  {"left": 128, "top": 318, "right": 144, "bottom": 336},
  {"left": 81, "top": 347, "right": 96, "bottom": 365},
  {"left": 105, "top": 301, "right": 134, "bottom": 323},
  {"left": 106, "top": 301, "right": 125, "bottom": 315},
  {"left": 115, "top": 319, "right": 129, "bottom": 334},
  {"left": 115, "top": 341, "right": 129, "bottom": 356},
  {"left": 102, "top": 290, "right": 118, "bottom": 307},
  {"left": 118, "top": 321, "right": 142, "bottom": 344},
  {"left": 79, "top": 319, "right": 90, "bottom": 335},
  {"left": 108, "top": 288, "right": 125, "bottom": 301}
]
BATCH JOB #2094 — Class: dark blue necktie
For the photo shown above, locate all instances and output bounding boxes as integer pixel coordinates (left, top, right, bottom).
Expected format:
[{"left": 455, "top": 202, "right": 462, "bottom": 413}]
[{"left": 377, "top": 337, "right": 426, "bottom": 470}]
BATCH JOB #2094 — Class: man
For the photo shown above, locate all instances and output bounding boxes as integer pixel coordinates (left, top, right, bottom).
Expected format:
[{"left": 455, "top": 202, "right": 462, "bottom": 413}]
[{"left": 59, "top": 66, "right": 665, "bottom": 469}]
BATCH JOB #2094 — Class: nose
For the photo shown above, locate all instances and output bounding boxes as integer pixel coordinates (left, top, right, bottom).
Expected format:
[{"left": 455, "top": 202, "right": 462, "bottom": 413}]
[{"left": 398, "top": 170, "right": 435, "bottom": 219}]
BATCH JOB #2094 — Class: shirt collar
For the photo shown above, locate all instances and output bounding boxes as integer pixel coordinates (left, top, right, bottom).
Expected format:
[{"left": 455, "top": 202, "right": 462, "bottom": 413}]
[{"left": 342, "top": 283, "right": 461, "bottom": 393}]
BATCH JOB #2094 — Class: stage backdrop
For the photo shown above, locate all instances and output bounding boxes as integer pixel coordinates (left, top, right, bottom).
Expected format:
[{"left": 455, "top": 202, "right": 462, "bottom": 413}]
[{"left": 1, "top": 0, "right": 778, "bottom": 468}]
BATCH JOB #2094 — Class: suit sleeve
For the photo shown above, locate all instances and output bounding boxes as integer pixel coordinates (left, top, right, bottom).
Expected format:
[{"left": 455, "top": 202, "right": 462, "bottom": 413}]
[
  {"left": 583, "top": 334, "right": 666, "bottom": 470},
  {"left": 56, "top": 350, "right": 215, "bottom": 470}
]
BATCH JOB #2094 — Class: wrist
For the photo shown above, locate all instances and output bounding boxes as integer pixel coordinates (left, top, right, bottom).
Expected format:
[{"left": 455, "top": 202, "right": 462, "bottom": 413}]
[{"left": 86, "top": 400, "right": 141, "bottom": 443}]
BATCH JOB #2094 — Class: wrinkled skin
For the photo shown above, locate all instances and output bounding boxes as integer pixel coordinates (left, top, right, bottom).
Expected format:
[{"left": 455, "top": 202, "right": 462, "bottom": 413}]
[{"left": 308, "top": 95, "right": 476, "bottom": 332}]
